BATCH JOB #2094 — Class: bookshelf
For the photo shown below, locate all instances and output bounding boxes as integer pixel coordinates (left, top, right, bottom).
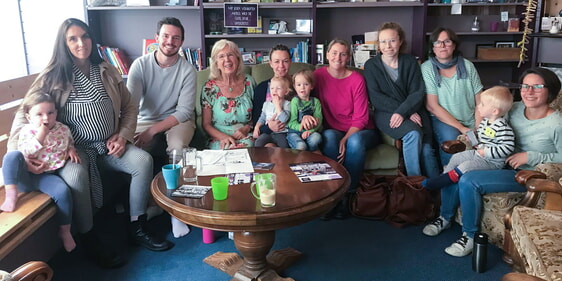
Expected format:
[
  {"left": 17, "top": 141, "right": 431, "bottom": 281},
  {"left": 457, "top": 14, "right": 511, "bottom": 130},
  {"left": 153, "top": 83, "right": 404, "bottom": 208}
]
[{"left": 85, "top": 0, "right": 544, "bottom": 81}]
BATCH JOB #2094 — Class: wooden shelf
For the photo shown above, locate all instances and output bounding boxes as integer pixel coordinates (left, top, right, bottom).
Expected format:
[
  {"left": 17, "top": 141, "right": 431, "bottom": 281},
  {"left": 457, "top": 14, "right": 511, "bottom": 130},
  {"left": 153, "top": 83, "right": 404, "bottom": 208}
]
[
  {"left": 530, "top": 32, "right": 562, "bottom": 38},
  {"left": 203, "top": 2, "right": 313, "bottom": 8},
  {"left": 205, "top": 33, "right": 313, "bottom": 38},
  {"left": 87, "top": 5, "right": 200, "bottom": 10},
  {"left": 428, "top": 2, "right": 526, "bottom": 6},
  {"left": 317, "top": 1, "right": 423, "bottom": 8}
]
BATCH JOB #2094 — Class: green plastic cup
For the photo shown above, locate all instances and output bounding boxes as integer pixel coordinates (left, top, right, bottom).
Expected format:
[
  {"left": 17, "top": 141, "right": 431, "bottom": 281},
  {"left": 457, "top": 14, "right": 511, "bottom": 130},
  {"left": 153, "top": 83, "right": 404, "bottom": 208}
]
[{"left": 211, "top": 177, "right": 229, "bottom": 200}]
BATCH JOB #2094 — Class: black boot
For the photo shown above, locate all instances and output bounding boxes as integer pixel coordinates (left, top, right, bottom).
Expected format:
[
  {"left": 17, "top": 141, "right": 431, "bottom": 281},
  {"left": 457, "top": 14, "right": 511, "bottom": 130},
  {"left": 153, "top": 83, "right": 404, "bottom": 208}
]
[
  {"left": 81, "top": 229, "right": 127, "bottom": 268},
  {"left": 334, "top": 194, "right": 351, "bottom": 220},
  {"left": 130, "top": 214, "right": 174, "bottom": 251}
]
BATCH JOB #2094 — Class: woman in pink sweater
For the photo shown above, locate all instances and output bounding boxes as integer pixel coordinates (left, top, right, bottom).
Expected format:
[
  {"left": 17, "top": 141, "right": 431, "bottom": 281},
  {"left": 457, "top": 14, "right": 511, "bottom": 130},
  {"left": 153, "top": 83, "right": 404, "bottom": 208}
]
[{"left": 313, "top": 39, "right": 380, "bottom": 219}]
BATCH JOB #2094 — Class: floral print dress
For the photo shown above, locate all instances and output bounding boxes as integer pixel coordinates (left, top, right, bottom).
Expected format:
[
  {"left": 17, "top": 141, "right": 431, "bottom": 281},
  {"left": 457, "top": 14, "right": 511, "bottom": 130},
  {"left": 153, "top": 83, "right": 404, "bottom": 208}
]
[{"left": 201, "top": 74, "right": 255, "bottom": 149}]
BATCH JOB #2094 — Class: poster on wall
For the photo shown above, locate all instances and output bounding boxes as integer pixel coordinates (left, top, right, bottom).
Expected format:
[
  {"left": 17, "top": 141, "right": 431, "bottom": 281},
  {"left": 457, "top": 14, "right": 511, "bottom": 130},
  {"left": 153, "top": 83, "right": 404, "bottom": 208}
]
[{"left": 224, "top": 3, "right": 258, "bottom": 28}]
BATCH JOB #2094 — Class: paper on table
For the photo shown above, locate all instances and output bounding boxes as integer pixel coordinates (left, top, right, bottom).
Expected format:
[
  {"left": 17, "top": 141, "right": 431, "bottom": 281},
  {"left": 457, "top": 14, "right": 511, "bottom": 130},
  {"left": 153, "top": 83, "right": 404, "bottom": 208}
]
[{"left": 197, "top": 149, "right": 254, "bottom": 176}]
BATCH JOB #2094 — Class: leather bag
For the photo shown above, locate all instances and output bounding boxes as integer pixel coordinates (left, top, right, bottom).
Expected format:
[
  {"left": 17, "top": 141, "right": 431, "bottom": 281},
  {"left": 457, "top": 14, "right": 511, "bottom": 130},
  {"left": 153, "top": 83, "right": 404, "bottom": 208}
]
[
  {"left": 350, "top": 173, "right": 437, "bottom": 227},
  {"left": 350, "top": 174, "right": 395, "bottom": 220},
  {"left": 386, "top": 175, "right": 437, "bottom": 228}
]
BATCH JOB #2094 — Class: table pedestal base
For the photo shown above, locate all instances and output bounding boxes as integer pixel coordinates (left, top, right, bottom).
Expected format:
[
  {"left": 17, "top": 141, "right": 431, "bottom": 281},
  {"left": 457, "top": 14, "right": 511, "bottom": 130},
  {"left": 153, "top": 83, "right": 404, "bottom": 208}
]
[{"left": 203, "top": 231, "right": 301, "bottom": 281}]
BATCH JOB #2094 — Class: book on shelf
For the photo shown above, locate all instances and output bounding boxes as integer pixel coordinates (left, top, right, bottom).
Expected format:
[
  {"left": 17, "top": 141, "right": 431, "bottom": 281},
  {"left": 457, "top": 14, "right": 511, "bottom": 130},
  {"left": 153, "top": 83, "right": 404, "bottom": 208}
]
[
  {"left": 97, "top": 44, "right": 130, "bottom": 75},
  {"left": 316, "top": 44, "right": 324, "bottom": 65},
  {"left": 289, "top": 161, "right": 342, "bottom": 183},
  {"left": 290, "top": 40, "right": 309, "bottom": 63},
  {"left": 142, "top": 39, "right": 158, "bottom": 55}
]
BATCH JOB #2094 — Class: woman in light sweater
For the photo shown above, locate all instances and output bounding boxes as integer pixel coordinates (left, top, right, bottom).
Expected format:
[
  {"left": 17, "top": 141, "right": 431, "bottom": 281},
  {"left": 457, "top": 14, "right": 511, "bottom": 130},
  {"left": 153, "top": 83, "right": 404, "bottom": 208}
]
[{"left": 422, "top": 67, "right": 562, "bottom": 258}]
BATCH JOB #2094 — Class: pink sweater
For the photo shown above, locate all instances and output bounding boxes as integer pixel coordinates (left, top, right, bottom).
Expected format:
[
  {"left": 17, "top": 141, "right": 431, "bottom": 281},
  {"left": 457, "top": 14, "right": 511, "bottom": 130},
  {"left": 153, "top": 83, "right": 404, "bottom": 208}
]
[{"left": 313, "top": 67, "right": 374, "bottom": 132}]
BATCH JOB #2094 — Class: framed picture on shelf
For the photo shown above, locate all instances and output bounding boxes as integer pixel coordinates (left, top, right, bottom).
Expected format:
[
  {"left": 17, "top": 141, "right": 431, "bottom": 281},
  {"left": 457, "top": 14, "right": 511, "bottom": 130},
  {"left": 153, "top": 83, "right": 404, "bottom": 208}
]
[
  {"left": 242, "top": 52, "right": 256, "bottom": 64},
  {"left": 495, "top": 41, "right": 515, "bottom": 48}
]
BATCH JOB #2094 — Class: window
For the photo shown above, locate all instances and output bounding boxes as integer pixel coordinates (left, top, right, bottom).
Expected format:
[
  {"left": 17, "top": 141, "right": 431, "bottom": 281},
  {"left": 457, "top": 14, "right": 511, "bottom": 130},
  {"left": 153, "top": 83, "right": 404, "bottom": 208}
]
[{"left": 0, "top": 0, "right": 85, "bottom": 82}]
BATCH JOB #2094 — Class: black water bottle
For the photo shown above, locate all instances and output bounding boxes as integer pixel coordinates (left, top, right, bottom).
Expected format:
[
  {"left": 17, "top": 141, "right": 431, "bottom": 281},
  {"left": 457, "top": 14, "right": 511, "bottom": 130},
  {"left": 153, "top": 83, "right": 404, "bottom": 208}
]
[{"left": 472, "top": 232, "right": 488, "bottom": 273}]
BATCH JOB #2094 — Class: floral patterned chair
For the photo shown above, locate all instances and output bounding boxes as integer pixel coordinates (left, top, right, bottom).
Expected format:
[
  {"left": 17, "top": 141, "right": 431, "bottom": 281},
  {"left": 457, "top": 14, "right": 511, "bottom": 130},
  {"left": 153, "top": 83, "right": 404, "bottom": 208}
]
[{"left": 503, "top": 168, "right": 562, "bottom": 281}]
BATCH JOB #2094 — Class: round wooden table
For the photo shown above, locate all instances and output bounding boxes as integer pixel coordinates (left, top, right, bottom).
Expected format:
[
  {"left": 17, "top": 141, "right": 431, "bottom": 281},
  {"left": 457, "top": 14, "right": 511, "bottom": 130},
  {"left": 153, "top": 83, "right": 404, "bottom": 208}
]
[{"left": 151, "top": 147, "right": 350, "bottom": 281}]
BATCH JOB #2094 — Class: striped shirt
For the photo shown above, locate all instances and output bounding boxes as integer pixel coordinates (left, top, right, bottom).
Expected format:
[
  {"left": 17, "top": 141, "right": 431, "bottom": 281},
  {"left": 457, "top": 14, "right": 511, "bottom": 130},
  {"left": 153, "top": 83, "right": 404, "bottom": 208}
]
[
  {"left": 59, "top": 64, "right": 115, "bottom": 154},
  {"left": 476, "top": 117, "right": 515, "bottom": 159}
]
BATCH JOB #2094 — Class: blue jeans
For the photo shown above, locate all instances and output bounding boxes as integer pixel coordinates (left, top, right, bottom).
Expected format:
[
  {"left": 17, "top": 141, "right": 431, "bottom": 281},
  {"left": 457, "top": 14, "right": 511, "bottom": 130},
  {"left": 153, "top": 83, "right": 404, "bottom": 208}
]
[
  {"left": 439, "top": 169, "right": 524, "bottom": 238},
  {"left": 431, "top": 116, "right": 462, "bottom": 168},
  {"left": 2, "top": 151, "right": 73, "bottom": 225},
  {"left": 322, "top": 129, "right": 379, "bottom": 192},
  {"left": 287, "top": 131, "right": 322, "bottom": 151}
]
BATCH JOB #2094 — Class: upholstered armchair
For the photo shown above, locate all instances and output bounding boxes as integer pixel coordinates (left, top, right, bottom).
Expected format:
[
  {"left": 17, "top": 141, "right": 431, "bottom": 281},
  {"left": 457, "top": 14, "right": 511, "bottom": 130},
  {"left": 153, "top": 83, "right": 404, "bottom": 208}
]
[{"left": 503, "top": 168, "right": 562, "bottom": 281}]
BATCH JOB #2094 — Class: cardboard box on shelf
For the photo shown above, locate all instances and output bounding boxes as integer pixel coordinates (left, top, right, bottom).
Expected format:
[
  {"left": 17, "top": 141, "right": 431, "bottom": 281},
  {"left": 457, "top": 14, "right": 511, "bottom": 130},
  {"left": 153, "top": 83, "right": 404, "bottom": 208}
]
[{"left": 477, "top": 47, "right": 519, "bottom": 60}]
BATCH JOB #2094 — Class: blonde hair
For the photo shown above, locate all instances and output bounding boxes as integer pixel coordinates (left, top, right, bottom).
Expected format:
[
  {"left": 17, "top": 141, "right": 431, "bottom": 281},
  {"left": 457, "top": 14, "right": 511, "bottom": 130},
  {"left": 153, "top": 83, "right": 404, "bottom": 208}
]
[
  {"left": 209, "top": 39, "right": 244, "bottom": 80},
  {"left": 480, "top": 86, "right": 514, "bottom": 116},
  {"left": 21, "top": 92, "right": 55, "bottom": 115},
  {"left": 270, "top": 76, "right": 291, "bottom": 91},
  {"left": 292, "top": 69, "right": 315, "bottom": 88}
]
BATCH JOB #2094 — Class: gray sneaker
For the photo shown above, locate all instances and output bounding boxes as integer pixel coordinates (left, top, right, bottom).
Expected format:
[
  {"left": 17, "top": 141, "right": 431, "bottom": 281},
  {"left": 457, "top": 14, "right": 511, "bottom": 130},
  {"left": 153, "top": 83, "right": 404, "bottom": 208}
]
[{"left": 422, "top": 216, "right": 450, "bottom": 236}]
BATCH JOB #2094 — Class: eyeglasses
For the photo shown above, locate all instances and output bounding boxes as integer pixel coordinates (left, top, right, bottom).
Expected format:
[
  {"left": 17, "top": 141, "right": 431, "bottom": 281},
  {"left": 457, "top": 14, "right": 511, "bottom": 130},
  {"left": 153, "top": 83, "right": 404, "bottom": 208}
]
[
  {"left": 432, "top": 40, "right": 453, "bottom": 47},
  {"left": 520, "top": 84, "right": 545, "bottom": 91}
]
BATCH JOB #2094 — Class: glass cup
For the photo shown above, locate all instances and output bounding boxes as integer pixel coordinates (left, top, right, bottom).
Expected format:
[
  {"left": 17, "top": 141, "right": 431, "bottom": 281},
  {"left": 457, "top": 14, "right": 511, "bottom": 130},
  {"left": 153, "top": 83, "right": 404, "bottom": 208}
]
[
  {"left": 211, "top": 177, "right": 229, "bottom": 200},
  {"left": 251, "top": 173, "right": 276, "bottom": 207},
  {"left": 162, "top": 164, "right": 181, "bottom": 189},
  {"left": 182, "top": 147, "right": 198, "bottom": 182}
]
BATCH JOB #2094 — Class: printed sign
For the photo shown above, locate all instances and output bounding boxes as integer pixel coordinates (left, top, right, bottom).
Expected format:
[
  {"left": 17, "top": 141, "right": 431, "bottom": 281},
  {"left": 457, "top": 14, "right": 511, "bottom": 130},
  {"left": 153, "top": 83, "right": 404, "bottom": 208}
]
[{"left": 224, "top": 3, "right": 258, "bottom": 28}]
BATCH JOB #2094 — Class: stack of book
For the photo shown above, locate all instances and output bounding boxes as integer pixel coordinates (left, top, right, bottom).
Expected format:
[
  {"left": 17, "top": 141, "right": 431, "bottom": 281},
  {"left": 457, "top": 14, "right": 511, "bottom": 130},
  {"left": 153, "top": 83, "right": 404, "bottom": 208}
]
[{"left": 97, "top": 44, "right": 130, "bottom": 75}]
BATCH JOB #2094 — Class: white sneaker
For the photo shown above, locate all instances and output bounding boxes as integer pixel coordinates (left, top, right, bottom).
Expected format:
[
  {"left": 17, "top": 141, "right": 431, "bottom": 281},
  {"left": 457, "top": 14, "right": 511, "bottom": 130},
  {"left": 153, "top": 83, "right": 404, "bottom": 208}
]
[
  {"left": 422, "top": 216, "right": 450, "bottom": 236},
  {"left": 445, "top": 233, "right": 474, "bottom": 257}
]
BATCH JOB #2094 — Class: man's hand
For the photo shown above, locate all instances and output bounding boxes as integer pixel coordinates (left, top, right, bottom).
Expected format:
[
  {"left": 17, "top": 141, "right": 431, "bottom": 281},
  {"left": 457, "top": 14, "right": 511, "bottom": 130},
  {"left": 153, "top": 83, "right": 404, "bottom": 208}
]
[
  {"left": 107, "top": 134, "right": 126, "bottom": 158},
  {"left": 134, "top": 129, "right": 155, "bottom": 149},
  {"left": 302, "top": 130, "right": 311, "bottom": 139}
]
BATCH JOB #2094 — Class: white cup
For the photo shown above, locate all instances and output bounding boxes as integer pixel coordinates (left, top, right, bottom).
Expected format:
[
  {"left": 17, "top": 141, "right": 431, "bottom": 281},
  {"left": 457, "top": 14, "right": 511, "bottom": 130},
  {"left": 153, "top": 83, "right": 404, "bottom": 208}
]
[
  {"left": 182, "top": 147, "right": 198, "bottom": 182},
  {"left": 251, "top": 173, "right": 276, "bottom": 207}
]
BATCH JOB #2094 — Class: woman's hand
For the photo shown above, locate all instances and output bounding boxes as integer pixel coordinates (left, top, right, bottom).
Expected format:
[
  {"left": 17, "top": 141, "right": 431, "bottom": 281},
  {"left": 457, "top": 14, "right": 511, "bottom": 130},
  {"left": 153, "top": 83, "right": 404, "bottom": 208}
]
[
  {"left": 337, "top": 137, "right": 348, "bottom": 164},
  {"left": 67, "top": 147, "right": 81, "bottom": 163},
  {"left": 300, "top": 116, "right": 318, "bottom": 131},
  {"left": 507, "top": 152, "right": 528, "bottom": 169},
  {"left": 106, "top": 134, "right": 126, "bottom": 158},
  {"left": 219, "top": 136, "right": 237, "bottom": 149},
  {"left": 25, "top": 158, "right": 48, "bottom": 174},
  {"left": 389, "top": 113, "right": 404, "bottom": 129},
  {"left": 409, "top": 113, "right": 422, "bottom": 127},
  {"left": 232, "top": 124, "right": 251, "bottom": 140},
  {"left": 269, "top": 120, "right": 286, "bottom": 132}
]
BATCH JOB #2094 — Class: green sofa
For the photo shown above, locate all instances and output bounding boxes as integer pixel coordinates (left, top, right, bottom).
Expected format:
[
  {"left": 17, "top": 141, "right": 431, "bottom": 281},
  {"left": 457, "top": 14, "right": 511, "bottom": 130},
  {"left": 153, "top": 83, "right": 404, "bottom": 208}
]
[{"left": 192, "top": 63, "right": 400, "bottom": 175}]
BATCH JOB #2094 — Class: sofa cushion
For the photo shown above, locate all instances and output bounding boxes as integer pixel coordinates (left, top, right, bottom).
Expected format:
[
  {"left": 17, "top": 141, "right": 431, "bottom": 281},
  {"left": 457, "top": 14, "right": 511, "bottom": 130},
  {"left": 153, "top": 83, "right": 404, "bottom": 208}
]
[{"left": 510, "top": 206, "right": 562, "bottom": 281}]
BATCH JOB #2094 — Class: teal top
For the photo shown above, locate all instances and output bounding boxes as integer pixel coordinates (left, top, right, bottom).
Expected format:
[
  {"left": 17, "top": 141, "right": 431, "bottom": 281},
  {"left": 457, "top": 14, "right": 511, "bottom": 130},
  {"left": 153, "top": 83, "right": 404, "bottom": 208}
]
[
  {"left": 507, "top": 102, "right": 562, "bottom": 170},
  {"left": 421, "top": 58, "right": 483, "bottom": 128},
  {"left": 201, "top": 74, "right": 256, "bottom": 150},
  {"left": 287, "top": 97, "right": 323, "bottom": 133}
]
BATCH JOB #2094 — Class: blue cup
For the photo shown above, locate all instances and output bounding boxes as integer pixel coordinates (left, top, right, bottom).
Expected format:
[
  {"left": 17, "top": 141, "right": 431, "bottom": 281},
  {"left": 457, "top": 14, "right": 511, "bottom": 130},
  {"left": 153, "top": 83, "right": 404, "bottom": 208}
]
[{"left": 162, "top": 164, "right": 181, "bottom": 189}]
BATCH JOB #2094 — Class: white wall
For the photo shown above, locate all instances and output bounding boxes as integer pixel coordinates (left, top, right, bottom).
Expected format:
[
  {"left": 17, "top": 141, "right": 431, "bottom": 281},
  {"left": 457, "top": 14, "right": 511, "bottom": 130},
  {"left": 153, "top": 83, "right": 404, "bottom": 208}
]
[{"left": 0, "top": 0, "right": 86, "bottom": 81}]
